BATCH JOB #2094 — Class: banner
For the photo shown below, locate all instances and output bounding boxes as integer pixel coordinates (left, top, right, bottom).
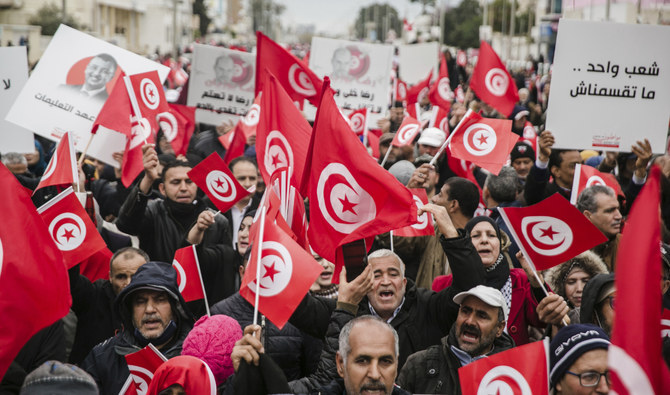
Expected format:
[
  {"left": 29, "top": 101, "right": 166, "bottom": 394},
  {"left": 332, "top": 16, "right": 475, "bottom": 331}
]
[
  {"left": 397, "top": 42, "right": 439, "bottom": 85},
  {"left": 0, "top": 47, "right": 33, "bottom": 154},
  {"left": 187, "top": 44, "right": 255, "bottom": 125},
  {"left": 5, "top": 25, "right": 169, "bottom": 166},
  {"left": 546, "top": 19, "right": 670, "bottom": 153}
]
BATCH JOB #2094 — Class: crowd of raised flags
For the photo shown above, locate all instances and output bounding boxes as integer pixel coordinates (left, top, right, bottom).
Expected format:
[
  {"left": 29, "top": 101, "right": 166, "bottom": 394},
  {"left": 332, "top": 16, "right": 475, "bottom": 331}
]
[{"left": 0, "top": 23, "right": 669, "bottom": 394}]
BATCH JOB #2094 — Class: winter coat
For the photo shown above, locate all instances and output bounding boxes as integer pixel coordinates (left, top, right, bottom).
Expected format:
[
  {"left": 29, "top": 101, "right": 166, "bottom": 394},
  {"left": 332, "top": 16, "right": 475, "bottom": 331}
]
[
  {"left": 311, "top": 379, "right": 411, "bottom": 395},
  {"left": 579, "top": 273, "right": 615, "bottom": 326},
  {"left": 545, "top": 251, "right": 608, "bottom": 309}
]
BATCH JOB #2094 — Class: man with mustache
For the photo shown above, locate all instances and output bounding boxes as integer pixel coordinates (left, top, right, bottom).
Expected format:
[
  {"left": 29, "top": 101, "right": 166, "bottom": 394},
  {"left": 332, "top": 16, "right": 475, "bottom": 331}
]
[
  {"left": 577, "top": 185, "right": 623, "bottom": 271},
  {"left": 396, "top": 285, "right": 514, "bottom": 394}
]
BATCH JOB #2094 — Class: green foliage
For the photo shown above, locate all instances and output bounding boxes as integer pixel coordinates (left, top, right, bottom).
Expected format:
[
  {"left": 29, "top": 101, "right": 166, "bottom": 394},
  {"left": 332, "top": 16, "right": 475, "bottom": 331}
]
[
  {"left": 443, "top": 0, "right": 482, "bottom": 49},
  {"left": 28, "top": 3, "right": 80, "bottom": 36},
  {"left": 488, "top": 0, "right": 534, "bottom": 34},
  {"left": 353, "top": 3, "right": 401, "bottom": 41},
  {"left": 193, "top": 0, "right": 211, "bottom": 37}
]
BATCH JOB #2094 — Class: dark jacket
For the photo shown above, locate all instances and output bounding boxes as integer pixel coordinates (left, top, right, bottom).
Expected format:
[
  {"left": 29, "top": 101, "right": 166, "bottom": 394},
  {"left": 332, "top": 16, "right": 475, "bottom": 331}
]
[
  {"left": 289, "top": 234, "right": 486, "bottom": 369},
  {"left": 80, "top": 262, "right": 194, "bottom": 395},
  {"left": 186, "top": 129, "right": 226, "bottom": 165},
  {"left": 397, "top": 329, "right": 515, "bottom": 394},
  {"left": 524, "top": 164, "right": 571, "bottom": 206},
  {"left": 312, "top": 379, "right": 411, "bottom": 395},
  {"left": 579, "top": 273, "right": 615, "bottom": 326}
]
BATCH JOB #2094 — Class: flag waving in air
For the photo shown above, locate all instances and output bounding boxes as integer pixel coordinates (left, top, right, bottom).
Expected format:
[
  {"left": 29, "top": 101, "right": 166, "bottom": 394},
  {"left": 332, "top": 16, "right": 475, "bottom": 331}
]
[
  {"left": 428, "top": 52, "right": 453, "bottom": 112},
  {"left": 391, "top": 116, "right": 422, "bottom": 147},
  {"left": 121, "top": 344, "right": 167, "bottom": 394},
  {"left": 161, "top": 103, "right": 196, "bottom": 156},
  {"left": 394, "top": 188, "right": 435, "bottom": 237},
  {"left": 570, "top": 163, "right": 624, "bottom": 205},
  {"left": 469, "top": 41, "right": 519, "bottom": 117},
  {"left": 187, "top": 153, "right": 251, "bottom": 213},
  {"left": 347, "top": 107, "right": 368, "bottom": 137},
  {"left": 172, "top": 245, "right": 207, "bottom": 303},
  {"left": 406, "top": 70, "right": 433, "bottom": 105},
  {"left": 34, "top": 131, "right": 78, "bottom": 193}
]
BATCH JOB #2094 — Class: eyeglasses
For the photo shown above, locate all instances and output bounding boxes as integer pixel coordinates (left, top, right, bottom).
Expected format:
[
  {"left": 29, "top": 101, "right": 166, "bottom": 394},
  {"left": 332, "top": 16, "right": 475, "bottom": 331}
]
[{"left": 566, "top": 370, "right": 610, "bottom": 387}]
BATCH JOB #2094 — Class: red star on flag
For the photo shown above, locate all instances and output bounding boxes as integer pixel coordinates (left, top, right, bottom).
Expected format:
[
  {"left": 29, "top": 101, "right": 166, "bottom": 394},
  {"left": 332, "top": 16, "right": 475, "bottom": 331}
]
[
  {"left": 61, "top": 228, "right": 75, "bottom": 241},
  {"left": 477, "top": 133, "right": 489, "bottom": 145},
  {"left": 339, "top": 195, "right": 357, "bottom": 215},
  {"left": 262, "top": 262, "right": 279, "bottom": 282},
  {"left": 213, "top": 178, "right": 225, "bottom": 189},
  {"left": 540, "top": 226, "right": 559, "bottom": 240}
]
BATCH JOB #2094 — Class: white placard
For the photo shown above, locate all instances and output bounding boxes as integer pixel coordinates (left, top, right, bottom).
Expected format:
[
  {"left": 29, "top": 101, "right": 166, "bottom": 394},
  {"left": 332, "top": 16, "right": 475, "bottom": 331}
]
[
  {"left": 5, "top": 25, "right": 169, "bottom": 166},
  {"left": 398, "top": 42, "right": 439, "bottom": 85},
  {"left": 187, "top": 44, "right": 255, "bottom": 126},
  {"left": 0, "top": 47, "right": 34, "bottom": 154},
  {"left": 306, "top": 37, "right": 393, "bottom": 126},
  {"left": 546, "top": 19, "right": 670, "bottom": 153}
]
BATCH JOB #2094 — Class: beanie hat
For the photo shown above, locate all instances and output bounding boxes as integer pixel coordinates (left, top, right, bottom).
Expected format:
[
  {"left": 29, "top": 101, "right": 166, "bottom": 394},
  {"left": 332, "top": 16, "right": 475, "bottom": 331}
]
[
  {"left": 20, "top": 361, "right": 98, "bottom": 394},
  {"left": 510, "top": 142, "right": 535, "bottom": 163},
  {"left": 549, "top": 324, "right": 610, "bottom": 388},
  {"left": 181, "top": 315, "right": 243, "bottom": 385},
  {"left": 388, "top": 160, "right": 416, "bottom": 186}
]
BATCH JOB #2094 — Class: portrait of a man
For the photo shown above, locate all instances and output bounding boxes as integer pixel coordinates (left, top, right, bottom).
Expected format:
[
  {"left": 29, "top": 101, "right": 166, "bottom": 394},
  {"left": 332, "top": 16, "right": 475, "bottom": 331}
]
[
  {"left": 214, "top": 54, "right": 235, "bottom": 85},
  {"left": 61, "top": 53, "right": 118, "bottom": 102},
  {"left": 330, "top": 47, "right": 352, "bottom": 80}
]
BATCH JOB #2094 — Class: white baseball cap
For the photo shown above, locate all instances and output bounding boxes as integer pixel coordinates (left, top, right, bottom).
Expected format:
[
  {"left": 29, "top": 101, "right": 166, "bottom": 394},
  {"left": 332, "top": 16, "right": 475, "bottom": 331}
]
[
  {"left": 417, "top": 127, "right": 446, "bottom": 148},
  {"left": 453, "top": 285, "right": 509, "bottom": 321}
]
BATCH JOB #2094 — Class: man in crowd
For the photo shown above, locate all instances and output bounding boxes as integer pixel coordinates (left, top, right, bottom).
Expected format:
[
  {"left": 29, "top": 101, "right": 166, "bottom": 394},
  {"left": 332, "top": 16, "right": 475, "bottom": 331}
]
[
  {"left": 509, "top": 142, "right": 535, "bottom": 181},
  {"left": 579, "top": 273, "right": 615, "bottom": 337},
  {"left": 397, "top": 285, "right": 514, "bottom": 394},
  {"left": 484, "top": 167, "right": 523, "bottom": 267},
  {"left": 577, "top": 185, "right": 622, "bottom": 271},
  {"left": 417, "top": 127, "right": 446, "bottom": 157},
  {"left": 224, "top": 157, "right": 260, "bottom": 246}
]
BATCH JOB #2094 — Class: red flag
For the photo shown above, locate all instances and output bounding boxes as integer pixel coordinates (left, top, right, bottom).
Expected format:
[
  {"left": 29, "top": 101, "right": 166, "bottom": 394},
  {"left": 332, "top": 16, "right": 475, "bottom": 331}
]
[
  {"left": 187, "top": 153, "right": 251, "bottom": 213},
  {"left": 303, "top": 77, "right": 416, "bottom": 270},
  {"left": 520, "top": 120, "right": 538, "bottom": 154},
  {"left": 255, "top": 31, "right": 325, "bottom": 107},
  {"left": 469, "top": 41, "right": 519, "bottom": 117},
  {"left": 121, "top": 116, "right": 155, "bottom": 187},
  {"left": 406, "top": 70, "right": 432, "bottom": 105},
  {"left": 172, "top": 245, "right": 206, "bottom": 302},
  {"left": 662, "top": 308, "right": 670, "bottom": 337},
  {"left": 367, "top": 131, "right": 380, "bottom": 160},
  {"left": 79, "top": 247, "right": 113, "bottom": 283},
  {"left": 456, "top": 50, "right": 467, "bottom": 67},
  {"left": 240, "top": 218, "right": 323, "bottom": 329},
  {"left": 37, "top": 187, "right": 106, "bottom": 268},
  {"left": 391, "top": 116, "right": 421, "bottom": 147},
  {"left": 498, "top": 193, "right": 608, "bottom": 271},
  {"left": 394, "top": 188, "right": 435, "bottom": 237},
  {"left": 393, "top": 77, "right": 408, "bottom": 103},
  {"left": 455, "top": 85, "right": 465, "bottom": 104},
  {"left": 609, "top": 166, "right": 670, "bottom": 394},
  {"left": 91, "top": 74, "right": 132, "bottom": 137},
  {"left": 448, "top": 110, "right": 519, "bottom": 175},
  {"left": 256, "top": 71, "right": 312, "bottom": 191},
  {"left": 239, "top": 94, "right": 262, "bottom": 139},
  {"left": 34, "top": 132, "right": 78, "bottom": 193},
  {"left": 428, "top": 53, "right": 453, "bottom": 112},
  {"left": 127, "top": 71, "right": 170, "bottom": 134},
  {"left": 221, "top": 124, "right": 248, "bottom": 165},
  {"left": 348, "top": 108, "right": 368, "bottom": 136},
  {"left": 123, "top": 344, "right": 168, "bottom": 394},
  {"left": 428, "top": 105, "right": 450, "bottom": 135},
  {"left": 160, "top": 104, "right": 196, "bottom": 156},
  {"left": 459, "top": 339, "right": 549, "bottom": 395},
  {"left": 0, "top": 164, "right": 71, "bottom": 379},
  {"left": 569, "top": 164, "right": 624, "bottom": 205}
]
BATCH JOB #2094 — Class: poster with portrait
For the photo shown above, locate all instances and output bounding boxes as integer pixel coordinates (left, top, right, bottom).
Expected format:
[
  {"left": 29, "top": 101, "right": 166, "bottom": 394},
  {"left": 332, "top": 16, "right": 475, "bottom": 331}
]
[
  {"left": 546, "top": 19, "right": 670, "bottom": 153},
  {"left": 306, "top": 37, "right": 393, "bottom": 127},
  {"left": 5, "top": 24, "right": 169, "bottom": 166},
  {"left": 0, "top": 46, "right": 34, "bottom": 154},
  {"left": 398, "top": 42, "right": 439, "bottom": 86},
  {"left": 187, "top": 44, "right": 256, "bottom": 126}
]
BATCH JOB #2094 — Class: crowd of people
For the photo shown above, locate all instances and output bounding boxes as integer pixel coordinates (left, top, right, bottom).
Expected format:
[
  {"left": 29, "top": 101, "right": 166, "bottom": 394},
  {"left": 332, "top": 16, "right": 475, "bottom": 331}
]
[{"left": 2, "top": 35, "right": 670, "bottom": 395}]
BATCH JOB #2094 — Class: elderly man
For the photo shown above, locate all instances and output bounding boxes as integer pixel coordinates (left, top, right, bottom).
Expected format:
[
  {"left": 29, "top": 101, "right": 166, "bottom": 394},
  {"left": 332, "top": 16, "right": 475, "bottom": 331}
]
[
  {"left": 577, "top": 185, "right": 622, "bottom": 271},
  {"left": 68, "top": 247, "right": 149, "bottom": 364},
  {"left": 81, "top": 261, "right": 193, "bottom": 395},
  {"left": 397, "top": 285, "right": 514, "bottom": 394}
]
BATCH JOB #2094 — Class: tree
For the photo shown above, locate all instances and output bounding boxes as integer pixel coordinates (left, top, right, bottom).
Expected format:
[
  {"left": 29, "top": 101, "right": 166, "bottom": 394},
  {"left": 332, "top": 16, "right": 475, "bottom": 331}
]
[
  {"left": 488, "top": 0, "right": 534, "bottom": 34},
  {"left": 353, "top": 3, "right": 401, "bottom": 42},
  {"left": 250, "top": 0, "right": 285, "bottom": 40},
  {"left": 28, "top": 3, "right": 80, "bottom": 36},
  {"left": 193, "top": 0, "right": 211, "bottom": 38},
  {"left": 442, "top": 0, "right": 482, "bottom": 49}
]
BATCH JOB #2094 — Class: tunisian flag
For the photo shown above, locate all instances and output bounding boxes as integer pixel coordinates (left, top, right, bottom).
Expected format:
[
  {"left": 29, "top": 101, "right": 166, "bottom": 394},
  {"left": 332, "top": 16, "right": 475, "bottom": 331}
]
[
  {"left": 37, "top": 187, "right": 107, "bottom": 268},
  {"left": 609, "top": 166, "right": 670, "bottom": 394},
  {"left": 569, "top": 164, "right": 624, "bottom": 205},
  {"left": 393, "top": 77, "right": 408, "bottom": 103},
  {"left": 121, "top": 344, "right": 167, "bottom": 394},
  {"left": 469, "top": 41, "right": 519, "bottom": 117},
  {"left": 172, "top": 245, "right": 206, "bottom": 303},
  {"left": 428, "top": 105, "right": 450, "bottom": 135},
  {"left": 34, "top": 131, "right": 78, "bottom": 193},
  {"left": 459, "top": 339, "right": 550, "bottom": 395},
  {"left": 91, "top": 74, "right": 132, "bottom": 137},
  {"left": 448, "top": 109, "right": 519, "bottom": 175},
  {"left": 161, "top": 103, "right": 196, "bottom": 156},
  {"left": 0, "top": 164, "right": 71, "bottom": 379},
  {"left": 126, "top": 71, "right": 170, "bottom": 134},
  {"left": 391, "top": 116, "right": 422, "bottom": 147},
  {"left": 406, "top": 70, "right": 432, "bottom": 105},
  {"left": 255, "top": 31, "right": 325, "bottom": 107},
  {"left": 303, "top": 77, "right": 416, "bottom": 270},
  {"left": 394, "top": 188, "right": 435, "bottom": 237},
  {"left": 348, "top": 107, "right": 368, "bottom": 137},
  {"left": 428, "top": 53, "right": 453, "bottom": 112},
  {"left": 187, "top": 153, "right": 251, "bottom": 213},
  {"left": 498, "top": 193, "right": 608, "bottom": 271},
  {"left": 240, "top": 217, "right": 323, "bottom": 329}
]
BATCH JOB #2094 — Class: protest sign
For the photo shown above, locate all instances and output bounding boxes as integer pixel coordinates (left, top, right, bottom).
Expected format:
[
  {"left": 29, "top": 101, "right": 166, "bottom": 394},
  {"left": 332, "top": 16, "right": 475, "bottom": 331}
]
[
  {"left": 306, "top": 37, "right": 393, "bottom": 127},
  {"left": 398, "top": 42, "right": 439, "bottom": 85},
  {"left": 546, "top": 19, "right": 670, "bottom": 153},
  {"left": 187, "top": 44, "right": 255, "bottom": 126},
  {"left": 5, "top": 24, "right": 169, "bottom": 166},
  {"left": 0, "top": 47, "right": 33, "bottom": 154}
]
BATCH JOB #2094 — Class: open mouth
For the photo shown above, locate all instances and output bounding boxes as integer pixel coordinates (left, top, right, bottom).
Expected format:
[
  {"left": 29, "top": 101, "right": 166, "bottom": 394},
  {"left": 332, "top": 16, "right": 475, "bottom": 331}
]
[
  {"left": 460, "top": 327, "right": 480, "bottom": 343},
  {"left": 320, "top": 271, "right": 332, "bottom": 280},
  {"left": 143, "top": 319, "right": 162, "bottom": 329},
  {"left": 378, "top": 290, "right": 395, "bottom": 300}
]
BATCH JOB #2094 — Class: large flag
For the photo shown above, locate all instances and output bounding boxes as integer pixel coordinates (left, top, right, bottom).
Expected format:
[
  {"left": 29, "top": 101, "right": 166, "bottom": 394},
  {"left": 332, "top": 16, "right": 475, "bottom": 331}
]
[
  {"left": 255, "top": 31, "right": 325, "bottom": 107},
  {"left": 0, "top": 164, "right": 71, "bottom": 379},
  {"left": 303, "top": 77, "right": 416, "bottom": 270},
  {"left": 34, "top": 131, "right": 78, "bottom": 193},
  {"left": 37, "top": 187, "right": 107, "bottom": 268},
  {"left": 161, "top": 103, "right": 196, "bottom": 156},
  {"left": 121, "top": 344, "right": 168, "bottom": 394},
  {"left": 498, "top": 193, "right": 608, "bottom": 271},
  {"left": 394, "top": 188, "right": 435, "bottom": 237},
  {"left": 469, "top": 41, "right": 519, "bottom": 117},
  {"left": 256, "top": 71, "right": 312, "bottom": 191},
  {"left": 406, "top": 70, "right": 432, "bottom": 105},
  {"left": 172, "top": 245, "right": 206, "bottom": 303},
  {"left": 240, "top": 217, "right": 323, "bottom": 329},
  {"left": 609, "top": 166, "right": 670, "bottom": 394},
  {"left": 569, "top": 163, "right": 624, "bottom": 205},
  {"left": 459, "top": 339, "right": 549, "bottom": 395},
  {"left": 187, "top": 153, "right": 251, "bottom": 213},
  {"left": 391, "top": 116, "right": 422, "bottom": 147},
  {"left": 448, "top": 110, "right": 519, "bottom": 175},
  {"left": 428, "top": 52, "right": 453, "bottom": 112}
]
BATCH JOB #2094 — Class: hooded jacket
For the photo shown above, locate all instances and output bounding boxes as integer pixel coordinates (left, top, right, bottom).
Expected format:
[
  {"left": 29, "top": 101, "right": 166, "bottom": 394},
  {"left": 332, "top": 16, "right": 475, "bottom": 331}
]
[
  {"left": 546, "top": 251, "right": 608, "bottom": 308},
  {"left": 81, "top": 262, "right": 194, "bottom": 395},
  {"left": 579, "top": 273, "right": 615, "bottom": 327}
]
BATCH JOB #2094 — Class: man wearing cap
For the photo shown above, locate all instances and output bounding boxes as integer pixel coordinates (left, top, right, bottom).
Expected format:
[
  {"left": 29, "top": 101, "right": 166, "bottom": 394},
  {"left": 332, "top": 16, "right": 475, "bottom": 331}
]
[
  {"left": 80, "top": 261, "right": 194, "bottom": 395},
  {"left": 549, "top": 324, "right": 611, "bottom": 394},
  {"left": 397, "top": 285, "right": 514, "bottom": 394},
  {"left": 509, "top": 142, "right": 536, "bottom": 181},
  {"left": 417, "top": 127, "right": 446, "bottom": 157},
  {"left": 509, "top": 105, "right": 531, "bottom": 138}
]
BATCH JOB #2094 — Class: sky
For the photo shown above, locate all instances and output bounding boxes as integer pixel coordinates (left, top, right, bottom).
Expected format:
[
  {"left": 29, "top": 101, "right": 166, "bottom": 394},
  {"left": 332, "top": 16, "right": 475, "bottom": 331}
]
[{"left": 278, "top": 0, "right": 431, "bottom": 36}]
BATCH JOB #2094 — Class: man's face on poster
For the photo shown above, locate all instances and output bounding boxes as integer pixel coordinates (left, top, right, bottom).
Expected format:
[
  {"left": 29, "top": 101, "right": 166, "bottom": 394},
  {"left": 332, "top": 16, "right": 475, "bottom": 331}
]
[
  {"left": 331, "top": 48, "right": 352, "bottom": 79},
  {"left": 214, "top": 56, "right": 235, "bottom": 84},
  {"left": 84, "top": 56, "right": 115, "bottom": 91}
]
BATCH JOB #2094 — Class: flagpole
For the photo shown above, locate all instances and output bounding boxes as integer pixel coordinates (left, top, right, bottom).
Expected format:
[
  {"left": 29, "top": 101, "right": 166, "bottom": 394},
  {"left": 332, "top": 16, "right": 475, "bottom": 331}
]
[
  {"left": 390, "top": 230, "right": 394, "bottom": 252},
  {"left": 380, "top": 145, "right": 393, "bottom": 168},
  {"left": 252, "top": 206, "right": 267, "bottom": 327},
  {"left": 123, "top": 75, "right": 149, "bottom": 145},
  {"left": 77, "top": 133, "right": 95, "bottom": 166},
  {"left": 362, "top": 108, "right": 369, "bottom": 149},
  {"left": 429, "top": 109, "right": 473, "bottom": 166},
  {"left": 192, "top": 244, "right": 210, "bottom": 316}
]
